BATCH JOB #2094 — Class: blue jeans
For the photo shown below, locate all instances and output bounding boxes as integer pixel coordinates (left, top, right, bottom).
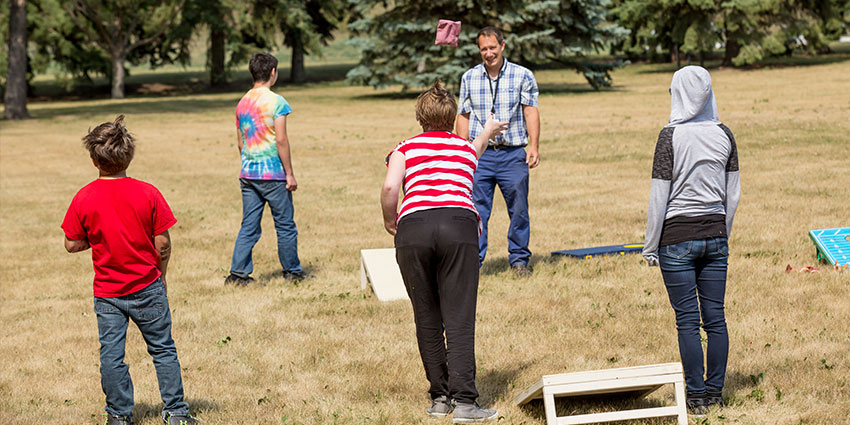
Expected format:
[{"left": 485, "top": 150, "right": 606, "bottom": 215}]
[
  {"left": 230, "top": 179, "right": 303, "bottom": 276},
  {"left": 473, "top": 146, "right": 531, "bottom": 266},
  {"left": 94, "top": 279, "right": 188, "bottom": 419},
  {"left": 659, "top": 237, "right": 729, "bottom": 394}
]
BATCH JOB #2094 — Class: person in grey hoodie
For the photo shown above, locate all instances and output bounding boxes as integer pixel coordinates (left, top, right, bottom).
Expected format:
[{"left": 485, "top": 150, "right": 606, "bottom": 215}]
[{"left": 642, "top": 66, "right": 740, "bottom": 415}]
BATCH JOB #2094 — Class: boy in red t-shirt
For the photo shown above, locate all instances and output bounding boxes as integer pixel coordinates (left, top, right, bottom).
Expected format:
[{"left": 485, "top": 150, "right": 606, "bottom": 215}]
[{"left": 61, "top": 116, "right": 202, "bottom": 425}]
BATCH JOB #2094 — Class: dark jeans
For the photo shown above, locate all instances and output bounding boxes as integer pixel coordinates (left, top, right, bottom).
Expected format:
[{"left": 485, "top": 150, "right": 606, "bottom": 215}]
[
  {"left": 230, "top": 178, "right": 303, "bottom": 276},
  {"left": 94, "top": 278, "right": 188, "bottom": 419},
  {"left": 394, "top": 208, "right": 481, "bottom": 403},
  {"left": 659, "top": 237, "right": 729, "bottom": 394},
  {"left": 473, "top": 146, "right": 531, "bottom": 266}
]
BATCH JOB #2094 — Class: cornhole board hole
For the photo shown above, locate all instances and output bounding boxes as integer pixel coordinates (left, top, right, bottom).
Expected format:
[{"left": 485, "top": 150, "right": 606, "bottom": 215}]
[
  {"left": 808, "top": 227, "right": 850, "bottom": 266},
  {"left": 360, "top": 248, "right": 409, "bottom": 302},
  {"left": 552, "top": 243, "right": 644, "bottom": 260},
  {"left": 514, "top": 362, "right": 687, "bottom": 425}
]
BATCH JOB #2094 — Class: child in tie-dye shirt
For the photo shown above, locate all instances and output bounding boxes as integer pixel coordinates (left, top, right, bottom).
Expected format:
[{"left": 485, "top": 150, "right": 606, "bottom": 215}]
[{"left": 226, "top": 52, "right": 309, "bottom": 285}]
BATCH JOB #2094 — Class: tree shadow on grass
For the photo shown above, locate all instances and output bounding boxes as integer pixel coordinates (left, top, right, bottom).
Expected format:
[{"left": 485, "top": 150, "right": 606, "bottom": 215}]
[
  {"left": 481, "top": 254, "right": 551, "bottom": 276},
  {"left": 537, "top": 82, "right": 624, "bottom": 95},
  {"left": 478, "top": 360, "right": 535, "bottom": 405},
  {"left": 519, "top": 392, "right": 674, "bottom": 424},
  {"left": 29, "top": 97, "right": 240, "bottom": 120},
  {"left": 132, "top": 398, "right": 219, "bottom": 422},
  {"left": 636, "top": 53, "right": 850, "bottom": 74}
]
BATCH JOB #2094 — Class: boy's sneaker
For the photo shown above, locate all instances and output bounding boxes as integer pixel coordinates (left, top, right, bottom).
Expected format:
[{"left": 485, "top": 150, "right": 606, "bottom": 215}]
[
  {"left": 426, "top": 395, "right": 453, "bottom": 417},
  {"left": 510, "top": 263, "right": 532, "bottom": 278},
  {"left": 162, "top": 412, "right": 203, "bottom": 425},
  {"left": 706, "top": 391, "right": 724, "bottom": 408},
  {"left": 105, "top": 414, "right": 131, "bottom": 425},
  {"left": 686, "top": 393, "right": 708, "bottom": 417},
  {"left": 224, "top": 273, "right": 254, "bottom": 286},
  {"left": 452, "top": 402, "right": 498, "bottom": 423},
  {"left": 283, "top": 271, "right": 314, "bottom": 282}
]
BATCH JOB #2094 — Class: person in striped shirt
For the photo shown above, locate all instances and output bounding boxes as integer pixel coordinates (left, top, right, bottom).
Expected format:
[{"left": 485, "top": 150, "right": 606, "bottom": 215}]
[{"left": 381, "top": 80, "right": 506, "bottom": 423}]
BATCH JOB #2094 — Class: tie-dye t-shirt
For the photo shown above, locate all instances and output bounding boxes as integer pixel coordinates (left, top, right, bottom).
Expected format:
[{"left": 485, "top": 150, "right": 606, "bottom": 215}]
[{"left": 235, "top": 87, "right": 293, "bottom": 180}]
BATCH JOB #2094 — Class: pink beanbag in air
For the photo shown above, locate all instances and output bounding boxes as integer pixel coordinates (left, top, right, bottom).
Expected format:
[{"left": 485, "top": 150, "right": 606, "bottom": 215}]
[{"left": 435, "top": 19, "right": 461, "bottom": 46}]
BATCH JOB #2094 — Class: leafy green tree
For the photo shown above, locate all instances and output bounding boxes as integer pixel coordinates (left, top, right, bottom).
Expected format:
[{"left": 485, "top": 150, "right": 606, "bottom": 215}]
[
  {"left": 346, "top": 0, "right": 628, "bottom": 91},
  {"left": 249, "top": 0, "right": 350, "bottom": 83},
  {"left": 613, "top": 0, "right": 848, "bottom": 67},
  {"left": 62, "top": 0, "right": 185, "bottom": 98}
]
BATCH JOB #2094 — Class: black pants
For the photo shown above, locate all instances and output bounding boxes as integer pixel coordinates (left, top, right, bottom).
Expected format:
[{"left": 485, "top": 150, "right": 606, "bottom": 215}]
[{"left": 395, "top": 208, "right": 480, "bottom": 403}]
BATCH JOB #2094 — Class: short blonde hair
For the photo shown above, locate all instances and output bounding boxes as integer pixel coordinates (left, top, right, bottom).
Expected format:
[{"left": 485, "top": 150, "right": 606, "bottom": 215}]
[{"left": 415, "top": 79, "right": 457, "bottom": 132}]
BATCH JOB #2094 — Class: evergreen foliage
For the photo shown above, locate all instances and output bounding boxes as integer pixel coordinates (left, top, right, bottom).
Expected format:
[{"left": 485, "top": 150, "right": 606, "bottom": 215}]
[{"left": 346, "top": 0, "right": 628, "bottom": 91}]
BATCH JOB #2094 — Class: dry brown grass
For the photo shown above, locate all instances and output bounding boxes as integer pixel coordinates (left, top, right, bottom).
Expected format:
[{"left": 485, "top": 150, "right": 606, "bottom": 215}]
[{"left": 2, "top": 60, "right": 849, "bottom": 425}]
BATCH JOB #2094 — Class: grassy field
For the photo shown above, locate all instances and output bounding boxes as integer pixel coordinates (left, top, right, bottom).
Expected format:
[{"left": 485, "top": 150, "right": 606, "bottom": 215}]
[{"left": 2, "top": 56, "right": 849, "bottom": 425}]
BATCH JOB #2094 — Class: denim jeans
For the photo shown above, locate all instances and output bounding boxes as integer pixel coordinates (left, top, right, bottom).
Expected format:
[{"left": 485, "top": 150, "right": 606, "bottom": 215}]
[
  {"left": 94, "top": 278, "right": 188, "bottom": 419},
  {"left": 659, "top": 237, "right": 729, "bottom": 394},
  {"left": 230, "top": 178, "right": 303, "bottom": 276},
  {"left": 473, "top": 146, "right": 531, "bottom": 266}
]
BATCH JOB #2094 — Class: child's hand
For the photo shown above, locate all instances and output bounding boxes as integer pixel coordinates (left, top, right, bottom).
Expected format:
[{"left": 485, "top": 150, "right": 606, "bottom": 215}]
[
  {"left": 286, "top": 175, "right": 298, "bottom": 191},
  {"left": 483, "top": 119, "right": 509, "bottom": 140}
]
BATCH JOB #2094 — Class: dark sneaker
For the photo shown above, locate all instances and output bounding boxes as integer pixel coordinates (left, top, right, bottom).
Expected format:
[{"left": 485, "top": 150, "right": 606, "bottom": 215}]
[
  {"left": 163, "top": 412, "right": 203, "bottom": 425},
  {"left": 452, "top": 402, "right": 498, "bottom": 423},
  {"left": 224, "top": 273, "right": 254, "bottom": 286},
  {"left": 510, "top": 263, "right": 532, "bottom": 278},
  {"left": 426, "top": 395, "right": 453, "bottom": 417},
  {"left": 706, "top": 391, "right": 724, "bottom": 408},
  {"left": 283, "top": 271, "right": 314, "bottom": 282},
  {"left": 105, "top": 414, "right": 130, "bottom": 425},
  {"left": 686, "top": 393, "right": 708, "bottom": 416}
]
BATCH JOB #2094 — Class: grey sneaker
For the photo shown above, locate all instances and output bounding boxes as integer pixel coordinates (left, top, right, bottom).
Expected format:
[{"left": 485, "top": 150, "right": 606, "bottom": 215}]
[
  {"left": 706, "top": 391, "right": 724, "bottom": 408},
  {"left": 452, "top": 402, "right": 498, "bottom": 423},
  {"left": 105, "top": 414, "right": 130, "bottom": 425},
  {"left": 426, "top": 395, "right": 453, "bottom": 417},
  {"left": 162, "top": 412, "right": 203, "bottom": 425},
  {"left": 283, "top": 271, "right": 314, "bottom": 282}
]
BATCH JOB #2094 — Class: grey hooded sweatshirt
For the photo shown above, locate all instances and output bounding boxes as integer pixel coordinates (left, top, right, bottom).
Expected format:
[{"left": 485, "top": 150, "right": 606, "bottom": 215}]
[{"left": 642, "top": 66, "right": 741, "bottom": 265}]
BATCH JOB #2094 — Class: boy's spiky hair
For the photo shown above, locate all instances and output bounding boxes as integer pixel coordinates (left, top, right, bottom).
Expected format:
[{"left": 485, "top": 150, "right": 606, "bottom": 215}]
[{"left": 83, "top": 115, "right": 135, "bottom": 174}]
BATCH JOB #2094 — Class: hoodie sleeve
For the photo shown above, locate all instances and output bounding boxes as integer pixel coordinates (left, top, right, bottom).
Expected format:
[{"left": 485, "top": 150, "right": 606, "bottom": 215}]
[
  {"left": 643, "top": 127, "right": 674, "bottom": 265},
  {"left": 719, "top": 124, "right": 740, "bottom": 236}
]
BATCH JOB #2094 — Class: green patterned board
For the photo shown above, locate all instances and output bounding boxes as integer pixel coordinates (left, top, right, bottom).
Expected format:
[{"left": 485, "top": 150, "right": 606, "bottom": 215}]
[{"left": 808, "top": 227, "right": 850, "bottom": 266}]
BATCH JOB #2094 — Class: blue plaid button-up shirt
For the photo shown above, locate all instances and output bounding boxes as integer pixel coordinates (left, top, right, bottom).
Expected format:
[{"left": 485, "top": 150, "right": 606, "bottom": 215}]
[{"left": 458, "top": 58, "right": 539, "bottom": 147}]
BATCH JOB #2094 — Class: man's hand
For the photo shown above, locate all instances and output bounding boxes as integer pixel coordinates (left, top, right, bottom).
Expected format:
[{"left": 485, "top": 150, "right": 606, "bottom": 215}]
[
  {"left": 526, "top": 146, "right": 540, "bottom": 168},
  {"left": 286, "top": 174, "right": 298, "bottom": 191}
]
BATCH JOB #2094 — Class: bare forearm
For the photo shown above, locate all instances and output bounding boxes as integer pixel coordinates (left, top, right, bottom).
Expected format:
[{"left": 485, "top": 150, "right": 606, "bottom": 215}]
[
  {"left": 64, "top": 237, "right": 90, "bottom": 253},
  {"left": 456, "top": 114, "right": 470, "bottom": 140},
  {"left": 525, "top": 106, "right": 540, "bottom": 151},
  {"left": 276, "top": 138, "right": 295, "bottom": 177},
  {"left": 154, "top": 231, "right": 171, "bottom": 281},
  {"left": 380, "top": 186, "right": 399, "bottom": 227}
]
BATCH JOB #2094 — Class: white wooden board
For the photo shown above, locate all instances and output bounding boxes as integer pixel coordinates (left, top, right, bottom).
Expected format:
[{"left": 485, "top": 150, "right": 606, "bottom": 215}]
[
  {"left": 360, "top": 248, "right": 409, "bottom": 302},
  {"left": 515, "top": 363, "right": 687, "bottom": 425}
]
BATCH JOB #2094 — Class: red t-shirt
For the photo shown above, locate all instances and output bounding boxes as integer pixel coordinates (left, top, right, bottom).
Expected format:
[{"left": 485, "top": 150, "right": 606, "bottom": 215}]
[{"left": 61, "top": 178, "right": 177, "bottom": 297}]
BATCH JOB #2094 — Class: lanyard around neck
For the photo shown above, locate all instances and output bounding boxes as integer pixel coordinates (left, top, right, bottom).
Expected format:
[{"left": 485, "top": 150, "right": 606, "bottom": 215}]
[{"left": 488, "top": 71, "right": 500, "bottom": 115}]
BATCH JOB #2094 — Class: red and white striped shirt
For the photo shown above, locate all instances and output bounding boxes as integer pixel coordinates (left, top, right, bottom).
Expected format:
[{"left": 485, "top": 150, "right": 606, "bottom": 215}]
[{"left": 390, "top": 131, "right": 479, "bottom": 222}]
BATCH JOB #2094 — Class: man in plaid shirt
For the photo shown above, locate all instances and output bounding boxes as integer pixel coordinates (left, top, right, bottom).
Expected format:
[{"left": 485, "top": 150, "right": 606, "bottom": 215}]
[{"left": 456, "top": 26, "right": 540, "bottom": 277}]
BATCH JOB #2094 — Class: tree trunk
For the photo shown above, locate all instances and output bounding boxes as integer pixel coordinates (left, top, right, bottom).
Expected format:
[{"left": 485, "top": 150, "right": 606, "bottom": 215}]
[
  {"left": 4, "top": 0, "right": 29, "bottom": 119},
  {"left": 210, "top": 25, "right": 226, "bottom": 87},
  {"left": 111, "top": 54, "right": 126, "bottom": 99},
  {"left": 723, "top": 35, "right": 740, "bottom": 66},
  {"left": 671, "top": 44, "right": 681, "bottom": 68},
  {"left": 290, "top": 35, "right": 306, "bottom": 84}
]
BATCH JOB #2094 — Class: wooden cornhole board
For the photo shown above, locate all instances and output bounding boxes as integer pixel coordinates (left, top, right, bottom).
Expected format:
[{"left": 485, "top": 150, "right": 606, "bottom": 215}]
[
  {"left": 360, "top": 248, "right": 409, "bottom": 302},
  {"left": 514, "top": 363, "right": 687, "bottom": 425}
]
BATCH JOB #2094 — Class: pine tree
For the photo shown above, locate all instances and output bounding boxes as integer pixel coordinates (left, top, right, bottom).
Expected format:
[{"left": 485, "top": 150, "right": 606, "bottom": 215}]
[{"left": 346, "top": 0, "right": 628, "bottom": 91}]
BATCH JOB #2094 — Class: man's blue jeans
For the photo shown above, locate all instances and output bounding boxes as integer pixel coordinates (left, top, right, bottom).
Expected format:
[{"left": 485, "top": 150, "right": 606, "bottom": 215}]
[
  {"left": 472, "top": 146, "right": 531, "bottom": 266},
  {"left": 230, "top": 178, "right": 303, "bottom": 277},
  {"left": 659, "top": 237, "right": 729, "bottom": 395},
  {"left": 94, "top": 278, "right": 188, "bottom": 419}
]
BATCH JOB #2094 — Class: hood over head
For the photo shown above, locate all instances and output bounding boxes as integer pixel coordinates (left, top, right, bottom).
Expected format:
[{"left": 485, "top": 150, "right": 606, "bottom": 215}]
[{"left": 667, "top": 66, "right": 719, "bottom": 127}]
